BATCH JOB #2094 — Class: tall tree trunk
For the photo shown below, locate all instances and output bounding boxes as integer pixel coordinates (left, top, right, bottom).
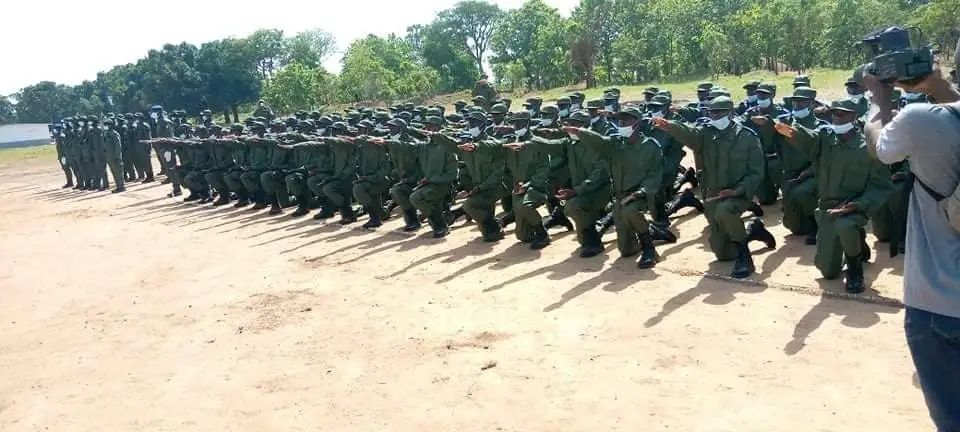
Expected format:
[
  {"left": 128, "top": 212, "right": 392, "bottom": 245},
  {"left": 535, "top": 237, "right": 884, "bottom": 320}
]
[
  {"left": 222, "top": 109, "right": 231, "bottom": 124},
  {"left": 231, "top": 105, "right": 240, "bottom": 123}
]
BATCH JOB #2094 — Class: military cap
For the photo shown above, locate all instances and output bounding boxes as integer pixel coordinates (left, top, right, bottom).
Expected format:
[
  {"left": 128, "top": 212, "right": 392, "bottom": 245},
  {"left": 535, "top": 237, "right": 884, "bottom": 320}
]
[
  {"left": 742, "top": 80, "right": 761, "bottom": 89},
  {"left": 471, "top": 95, "right": 487, "bottom": 104},
  {"left": 509, "top": 111, "right": 531, "bottom": 122},
  {"left": 329, "top": 114, "right": 343, "bottom": 122},
  {"left": 696, "top": 82, "right": 714, "bottom": 91},
  {"left": 586, "top": 99, "right": 605, "bottom": 109},
  {"left": 570, "top": 92, "right": 585, "bottom": 101},
  {"left": 656, "top": 90, "right": 673, "bottom": 102},
  {"left": 642, "top": 86, "right": 660, "bottom": 95},
  {"left": 426, "top": 107, "right": 442, "bottom": 117},
  {"left": 845, "top": 76, "right": 859, "bottom": 86},
  {"left": 604, "top": 87, "right": 621, "bottom": 96},
  {"left": 316, "top": 116, "right": 333, "bottom": 127},
  {"left": 756, "top": 83, "right": 777, "bottom": 95},
  {"left": 403, "top": 102, "right": 415, "bottom": 111},
  {"left": 489, "top": 103, "right": 508, "bottom": 114},
  {"left": 250, "top": 122, "right": 267, "bottom": 130},
  {"left": 540, "top": 105, "right": 559, "bottom": 115},
  {"left": 466, "top": 111, "right": 487, "bottom": 123},
  {"left": 829, "top": 98, "right": 859, "bottom": 113},
  {"left": 270, "top": 119, "right": 285, "bottom": 127},
  {"left": 357, "top": 119, "right": 375, "bottom": 130},
  {"left": 372, "top": 111, "right": 390, "bottom": 120},
  {"left": 346, "top": 111, "right": 361, "bottom": 119},
  {"left": 386, "top": 118, "right": 408, "bottom": 129},
  {"left": 425, "top": 116, "right": 444, "bottom": 126},
  {"left": 445, "top": 113, "right": 463, "bottom": 123},
  {"left": 523, "top": 97, "right": 542, "bottom": 106},
  {"left": 411, "top": 106, "right": 425, "bottom": 114},
  {"left": 618, "top": 106, "right": 643, "bottom": 119},
  {"left": 397, "top": 111, "right": 413, "bottom": 122},
  {"left": 603, "top": 92, "right": 618, "bottom": 100},
  {"left": 454, "top": 99, "right": 468, "bottom": 107},
  {"left": 151, "top": 105, "right": 163, "bottom": 111},
  {"left": 708, "top": 88, "right": 731, "bottom": 99},
  {"left": 792, "top": 75, "right": 811, "bottom": 86},
  {"left": 103, "top": 118, "right": 115, "bottom": 126},
  {"left": 791, "top": 86, "right": 817, "bottom": 100},
  {"left": 284, "top": 117, "right": 298, "bottom": 125},
  {"left": 556, "top": 96, "right": 571, "bottom": 105},
  {"left": 308, "top": 111, "right": 321, "bottom": 120},
  {"left": 646, "top": 95, "right": 671, "bottom": 106},
  {"left": 707, "top": 96, "right": 735, "bottom": 111},
  {"left": 330, "top": 121, "right": 350, "bottom": 131},
  {"left": 252, "top": 116, "right": 267, "bottom": 123},
  {"left": 567, "top": 110, "right": 591, "bottom": 123}
]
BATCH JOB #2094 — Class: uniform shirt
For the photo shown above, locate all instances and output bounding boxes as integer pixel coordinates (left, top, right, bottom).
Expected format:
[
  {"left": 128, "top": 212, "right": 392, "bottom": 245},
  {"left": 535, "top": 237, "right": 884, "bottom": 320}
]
[{"left": 877, "top": 102, "right": 960, "bottom": 318}]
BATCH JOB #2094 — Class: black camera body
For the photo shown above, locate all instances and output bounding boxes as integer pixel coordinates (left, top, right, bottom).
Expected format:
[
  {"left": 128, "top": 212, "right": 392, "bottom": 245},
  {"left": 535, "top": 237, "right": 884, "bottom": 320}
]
[{"left": 860, "top": 26, "right": 934, "bottom": 84}]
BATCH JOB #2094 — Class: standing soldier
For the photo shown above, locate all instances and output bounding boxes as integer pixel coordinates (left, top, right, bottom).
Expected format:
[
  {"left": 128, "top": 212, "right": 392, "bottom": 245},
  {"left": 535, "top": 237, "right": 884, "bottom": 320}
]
[
  {"left": 53, "top": 123, "right": 73, "bottom": 189},
  {"left": 252, "top": 100, "right": 275, "bottom": 122},
  {"left": 774, "top": 98, "right": 894, "bottom": 293},
  {"left": 78, "top": 117, "right": 96, "bottom": 190},
  {"left": 119, "top": 115, "right": 137, "bottom": 182},
  {"left": 652, "top": 96, "right": 774, "bottom": 279},
  {"left": 101, "top": 118, "right": 126, "bottom": 193},
  {"left": 88, "top": 117, "right": 108, "bottom": 191},
  {"left": 133, "top": 113, "right": 154, "bottom": 183}
]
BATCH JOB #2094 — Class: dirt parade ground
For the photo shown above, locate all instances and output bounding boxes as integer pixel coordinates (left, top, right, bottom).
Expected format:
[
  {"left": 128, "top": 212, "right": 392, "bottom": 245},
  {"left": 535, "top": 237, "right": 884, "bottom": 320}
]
[{"left": 0, "top": 156, "right": 934, "bottom": 431}]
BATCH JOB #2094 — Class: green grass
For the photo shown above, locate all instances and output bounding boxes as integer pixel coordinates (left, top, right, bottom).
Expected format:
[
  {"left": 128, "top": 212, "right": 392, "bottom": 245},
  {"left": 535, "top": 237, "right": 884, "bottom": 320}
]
[{"left": 0, "top": 144, "right": 56, "bottom": 167}]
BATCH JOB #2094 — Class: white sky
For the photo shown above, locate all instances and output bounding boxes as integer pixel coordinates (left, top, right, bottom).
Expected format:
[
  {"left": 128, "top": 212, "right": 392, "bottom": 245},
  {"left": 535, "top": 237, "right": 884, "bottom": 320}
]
[{"left": 0, "top": 0, "right": 578, "bottom": 96}]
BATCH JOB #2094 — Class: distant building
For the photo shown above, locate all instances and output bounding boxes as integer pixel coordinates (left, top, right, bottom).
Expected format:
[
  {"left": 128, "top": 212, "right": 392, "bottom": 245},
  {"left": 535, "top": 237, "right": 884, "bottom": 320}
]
[{"left": 0, "top": 124, "right": 52, "bottom": 149}]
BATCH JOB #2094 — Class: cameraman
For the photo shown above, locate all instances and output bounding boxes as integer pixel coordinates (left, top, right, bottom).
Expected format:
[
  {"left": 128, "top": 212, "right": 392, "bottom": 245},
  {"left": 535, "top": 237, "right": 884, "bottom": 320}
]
[{"left": 864, "top": 67, "right": 960, "bottom": 430}]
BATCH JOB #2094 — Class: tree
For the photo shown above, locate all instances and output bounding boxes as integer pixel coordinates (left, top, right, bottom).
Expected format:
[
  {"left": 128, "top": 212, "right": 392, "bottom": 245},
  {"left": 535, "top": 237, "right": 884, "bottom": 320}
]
[
  {"left": 284, "top": 29, "right": 337, "bottom": 68},
  {"left": 407, "top": 23, "right": 479, "bottom": 93},
  {"left": 261, "top": 62, "right": 337, "bottom": 114},
  {"left": 338, "top": 35, "right": 439, "bottom": 104},
  {"left": 490, "top": 0, "right": 571, "bottom": 89},
  {"left": 0, "top": 96, "right": 16, "bottom": 125},
  {"left": 438, "top": 1, "right": 503, "bottom": 76},
  {"left": 14, "top": 82, "right": 78, "bottom": 123},
  {"left": 248, "top": 28, "right": 286, "bottom": 79},
  {"left": 198, "top": 38, "right": 262, "bottom": 122}
]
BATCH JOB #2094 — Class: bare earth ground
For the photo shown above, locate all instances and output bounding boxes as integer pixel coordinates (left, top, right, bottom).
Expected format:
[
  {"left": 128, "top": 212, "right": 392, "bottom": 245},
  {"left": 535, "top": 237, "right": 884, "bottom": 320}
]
[{"left": 0, "top": 156, "right": 932, "bottom": 431}]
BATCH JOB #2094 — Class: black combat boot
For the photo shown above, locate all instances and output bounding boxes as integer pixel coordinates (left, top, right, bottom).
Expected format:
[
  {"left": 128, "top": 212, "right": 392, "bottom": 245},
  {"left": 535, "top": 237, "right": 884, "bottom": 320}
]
[
  {"left": 62, "top": 181, "right": 74, "bottom": 189},
  {"left": 844, "top": 255, "right": 865, "bottom": 294},
  {"left": 579, "top": 226, "right": 605, "bottom": 258},
  {"left": 313, "top": 204, "right": 336, "bottom": 220},
  {"left": 543, "top": 206, "right": 574, "bottom": 232},
  {"left": 199, "top": 189, "right": 213, "bottom": 204},
  {"left": 637, "top": 232, "right": 660, "bottom": 269},
  {"left": 430, "top": 209, "right": 449, "bottom": 238},
  {"left": 674, "top": 167, "right": 698, "bottom": 192},
  {"left": 233, "top": 190, "right": 250, "bottom": 208},
  {"left": 111, "top": 186, "right": 126, "bottom": 194},
  {"left": 338, "top": 204, "right": 357, "bottom": 225},
  {"left": 167, "top": 183, "right": 182, "bottom": 198},
  {"left": 666, "top": 190, "right": 704, "bottom": 216},
  {"left": 268, "top": 195, "right": 283, "bottom": 215},
  {"left": 384, "top": 200, "right": 398, "bottom": 221},
  {"left": 290, "top": 194, "right": 311, "bottom": 217},
  {"left": 362, "top": 206, "right": 383, "bottom": 229},
  {"left": 184, "top": 190, "right": 201, "bottom": 202},
  {"left": 731, "top": 242, "right": 756, "bottom": 279},
  {"left": 213, "top": 192, "right": 231, "bottom": 206},
  {"left": 746, "top": 218, "right": 777, "bottom": 249},
  {"left": 402, "top": 209, "right": 422, "bottom": 232},
  {"left": 805, "top": 218, "right": 818, "bottom": 245},
  {"left": 495, "top": 212, "right": 515, "bottom": 227},
  {"left": 530, "top": 224, "right": 551, "bottom": 250},
  {"left": 596, "top": 211, "right": 616, "bottom": 238},
  {"left": 747, "top": 201, "right": 765, "bottom": 217},
  {"left": 648, "top": 224, "right": 678, "bottom": 244},
  {"left": 481, "top": 217, "right": 504, "bottom": 242},
  {"left": 859, "top": 228, "right": 871, "bottom": 262}
]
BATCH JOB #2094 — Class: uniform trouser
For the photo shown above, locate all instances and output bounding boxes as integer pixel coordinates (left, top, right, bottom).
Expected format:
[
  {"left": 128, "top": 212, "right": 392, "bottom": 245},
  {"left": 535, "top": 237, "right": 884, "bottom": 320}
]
[
  {"left": 704, "top": 197, "right": 751, "bottom": 261},
  {"left": 410, "top": 183, "right": 450, "bottom": 217},
  {"left": 156, "top": 149, "right": 167, "bottom": 174},
  {"left": 513, "top": 187, "right": 548, "bottom": 242},
  {"left": 240, "top": 170, "right": 264, "bottom": 195},
  {"left": 94, "top": 150, "right": 109, "bottom": 188},
  {"left": 79, "top": 152, "right": 93, "bottom": 186},
  {"left": 122, "top": 144, "right": 137, "bottom": 178},
  {"left": 814, "top": 208, "right": 867, "bottom": 279},
  {"left": 500, "top": 173, "right": 514, "bottom": 215},
  {"left": 184, "top": 170, "right": 208, "bottom": 193},
  {"left": 354, "top": 180, "right": 389, "bottom": 212},
  {"left": 781, "top": 175, "right": 818, "bottom": 235},
  {"left": 56, "top": 149, "right": 73, "bottom": 184},
  {"left": 205, "top": 170, "right": 229, "bottom": 196},
  {"left": 135, "top": 142, "right": 154, "bottom": 178},
  {"left": 156, "top": 146, "right": 176, "bottom": 178},
  {"left": 168, "top": 166, "right": 189, "bottom": 188},
  {"left": 107, "top": 156, "right": 125, "bottom": 190},
  {"left": 457, "top": 161, "right": 473, "bottom": 192},
  {"left": 67, "top": 149, "right": 81, "bottom": 184},
  {"left": 260, "top": 170, "right": 287, "bottom": 204},
  {"left": 284, "top": 172, "right": 309, "bottom": 197},
  {"left": 872, "top": 180, "right": 908, "bottom": 242},
  {"left": 563, "top": 189, "right": 611, "bottom": 244},
  {"left": 757, "top": 155, "right": 781, "bottom": 205},
  {"left": 321, "top": 178, "right": 353, "bottom": 208},
  {"left": 390, "top": 181, "right": 417, "bottom": 211},
  {"left": 613, "top": 197, "right": 652, "bottom": 256},
  {"left": 223, "top": 170, "right": 245, "bottom": 194},
  {"left": 463, "top": 188, "right": 502, "bottom": 233}
]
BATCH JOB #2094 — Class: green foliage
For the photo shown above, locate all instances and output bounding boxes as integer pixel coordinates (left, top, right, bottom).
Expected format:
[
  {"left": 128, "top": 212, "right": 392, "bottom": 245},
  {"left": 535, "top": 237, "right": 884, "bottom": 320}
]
[
  {"left": 0, "top": 96, "right": 16, "bottom": 125},
  {"left": 14, "top": 82, "right": 78, "bottom": 123},
  {"left": 284, "top": 29, "right": 337, "bottom": 68},
  {"left": 337, "top": 35, "right": 440, "bottom": 104},
  {"left": 262, "top": 63, "right": 337, "bottom": 114},
  {"left": 437, "top": 1, "right": 504, "bottom": 75}
]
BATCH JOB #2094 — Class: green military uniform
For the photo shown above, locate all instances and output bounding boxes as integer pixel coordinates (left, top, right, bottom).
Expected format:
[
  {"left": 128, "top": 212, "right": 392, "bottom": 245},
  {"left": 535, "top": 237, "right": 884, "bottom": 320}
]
[
  {"left": 676, "top": 82, "right": 713, "bottom": 123},
  {"left": 580, "top": 112, "right": 663, "bottom": 259},
  {"left": 500, "top": 112, "right": 555, "bottom": 246},
  {"left": 119, "top": 118, "right": 137, "bottom": 181},
  {"left": 410, "top": 128, "right": 460, "bottom": 237},
  {"left": 353, "top": 133, "right": 393, "bottom": 227},
  {"left": 132, "top": 115, "right": 154, "bottom": 181},
  {"left": 240, "top": 131, "right": 271, "bottom": 207},
  {"left": 223, "top": 133, "right": 252, "bottom": 206},
  {"left": 101, "top": 119, "right": 125, "bottom": 192},
  {"left": 88, "top": 119, "right": 108, "bottom": 190},
  {"left": 260, "top": 132, "right": 295, "bottom": 213},
  {"left": 205, "top": 134, "right": 236, "bottom": 206},
  {"left": 184, "top": 133, "right": 214, "bottom": 201},
  {"left": 252, "top": 101, "right": 275, "bottom": 122},
  {"left": 659, "top": 97, "right": 765, "bottom": 273},
  {"left": 318, "top": 133, "right": 359, "bottom": 221},
  {"left": 781, "top": 98, "right": 893, "bottom": 282},
  {"left": 454, "top": 131, "right": 507, "bottom": 242},
  {"left": 385, "top": 119, "right": 426, "bottom": 229},
  {"left": 644, "top": 96, "right": 683, "bottom": 223},
  {"left": 742, "top": 84, "right": 786, "bottom": 205},
  {"left": 53, "top": 127, "right": 73, "bottom": 188}
]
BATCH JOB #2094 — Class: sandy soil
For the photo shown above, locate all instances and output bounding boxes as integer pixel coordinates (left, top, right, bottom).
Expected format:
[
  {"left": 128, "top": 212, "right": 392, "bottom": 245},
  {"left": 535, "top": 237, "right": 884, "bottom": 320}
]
[{"left": 0, "top": 159, "right": 932, "bottom": 431}]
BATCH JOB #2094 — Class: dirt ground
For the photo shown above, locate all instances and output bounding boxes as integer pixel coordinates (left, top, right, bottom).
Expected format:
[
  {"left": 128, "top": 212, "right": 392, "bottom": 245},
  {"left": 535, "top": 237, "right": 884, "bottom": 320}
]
[{"left": 0, "top": 156, "right": 932, "bottom": 431}]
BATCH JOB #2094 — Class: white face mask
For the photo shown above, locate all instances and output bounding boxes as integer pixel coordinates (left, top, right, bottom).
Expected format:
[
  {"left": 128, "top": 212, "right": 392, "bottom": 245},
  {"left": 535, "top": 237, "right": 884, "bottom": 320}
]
[
  {"left": 539, "top": 118, "right": 552, "bottom": 127},
  {"left": 286, "top": 127, "right": 294, "bottom": 133},
  {"left": 150, "top": 112, "right": 159, "bottom": 120},
  {"left": 747, "top": 95, "right": 758, "bottom": 104},
  {"left": 558, "top": 109, "right": 569, "bottom": 117},
  {"left": 317, "top": 128, "right": 327, "bottom": 136},
  {"left": 617, "top": 126, "right": 633, "bottom": 136},
  {"left": 389, "top": 133, "right": 401, "bottom": 141},
  {"left": 604, "top": 104, "right": 614, "bottom": 112},
  {"left": 792, "top": 107, "right": 811, "bottom": 118},
  {"left": 515, "top": 128, "right": 528, "bottom": 136},
  {"left": 527, "top": 109, "right": 536, "bottom": 116},
  {"left": 414, "top": 115, "right": 422, "bottom": 121},
  {"left": 757, "top": 98, "right": 772, "bottom": 108},
  {"left": 590, "top": 116, "right": 600, "bottom": 125},
  {"left": 651, "top": 111, "right": 664, "bottom": 119},
  {"left": 710, "top": 116, "right": 731, "bottom": 130},
  {"left": 831, "top": 122, "right": 854, "bottom": 135},
  {"left": 79, "top": 122, "right": 86, "bottom": 127},
  {"left": 468, "top": 126, "right": 481, "bottom": 137},
  {"left": 570, "top": 103, "right": 581, "bottom": 111}
]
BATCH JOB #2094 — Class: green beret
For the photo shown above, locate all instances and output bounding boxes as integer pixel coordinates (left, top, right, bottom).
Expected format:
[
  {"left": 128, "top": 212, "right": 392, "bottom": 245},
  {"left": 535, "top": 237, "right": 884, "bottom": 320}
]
[
  {"left": 707, "top": 96, "right": 735, "bottom": 111},
  {"left": 742, "top": 80, "right": 761, "bottom": 89},
  {"left": 568, "top": 110, "right": 591, "bottom": 123},
  {"left": 509, "top": 111, "right": 531, "bottom": 122},
  {"left": 792, "top": 86, "right": 818, "bottom": 100},
  {"left": 489, "top": 104, "right": 508, "bottom": 114},
  {"left": 618, "top": 106, "right": 643, "bottom": 118},
  {"left": 540, "top": 105, "right": 559, "bottom": 115},
  {"left": 586, "top": 99, "right": 605, "bottom": 109},
  {"left": 830, "top": 98, "right": 858, "bottom": 113}
]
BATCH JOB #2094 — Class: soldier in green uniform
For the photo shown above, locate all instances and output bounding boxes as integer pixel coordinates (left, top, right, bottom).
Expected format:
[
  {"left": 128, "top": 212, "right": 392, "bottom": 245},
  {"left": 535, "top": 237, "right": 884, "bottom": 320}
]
[
  {"left": 307, "top": 118, "right": 338, "bottom": 220},
  {"left": 845, "top": 77, "right": 869, "bottom": 118},
  {"left": 644, "top": 95, "right": 684, "bottom": 231},
  {"left": 353, "top": 120, "right": 393, "bottom": 229},
  {"left": 53, "top": 124, "right": 73, "bottom": 188},
  {"left": 118, "top": 115, "right": 137, "bottom": 182},
  {"left": 101, "top": 118, "right": 126, "bottom": 193},
  {"left": 453, "top": 112, "right": 508, "bottom": 242},
  {"left": 182, "top": 126, "right": 215, "bottom": 202},
  {"left": 241, "top": 123, "right": 271, "bottom": 209},
  {"left": 224, "top": 125, "right": 253, "bottom": 207},
  {"left": 205, "top": 125, "right": 238, "bottom": 206},
  {"left": 577, "top": 107, "right": 664, "bottom": 267},
  {"left": 251, "top": 100, "right": 275, "bottom": 122},
  {"left": 556, "top": 97, "right": 572, "bottom": 120},
  {"left": 531, "top": 110, "right": 611, "bottom": 258},
  {"left": 88, "top": 117, "right": 108, "bottom": 191},
  {"left": 741, "top": 83, "right": 786, "bottom": 206},
  {"left": 380, "top": 117, "right": 425, "bottom": 232},
  {"left": 751, "top": 86, "right": 820, "bottom": 242},
  {"left": 316, "top": 122, "right": 359, "bottom": 224},
  {"left": 281, "top": 121, "right": 320, "bottom": 217},
  {"left": 132, "top": 113, "right": 155, "bottom": 183},
  {"left": 497, "top": 112, "right": 556, "bottom": 248},
  {"left": 471, "top": 74, "right": 498, "bottom": 110},
  {"left": 773, "top": 98, "right": 894, "bottom": 293},
  {"left": 258, "top": 122, "right": 295, "bottom": 215},
  {"left": 652, "top": 96, "right": 773, "bottom": 279},
  {"left": 735, "top": 80, "right": 762, "bottom": 116},
  {"left": 410, "top": 118, "right": 460, "bottom": 238},
  {"left": 676, "top": 82, "right": 713, "bottom": 122},
  {"left": 522, "top": 98, "right": 542, "bottom": 118}
]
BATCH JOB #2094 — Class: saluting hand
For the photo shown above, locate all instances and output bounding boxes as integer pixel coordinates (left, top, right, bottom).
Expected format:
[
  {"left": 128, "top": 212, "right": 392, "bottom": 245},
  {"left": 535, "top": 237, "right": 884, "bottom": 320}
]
[
  {"left": 705, "top": 189, "right": 737, "bottom": 202},
  {"left": 750, "top": 116, "right": 767, "bottom": 126},
  {"left": 555, "top": 189, "right": 576, "bottom": 200},
  {"left": 650, "top": 117, "right": 670, "bottom": 129},
  {"left": 560, "top": 126, "right": 581, "bottom": 136},
  {"left": 827, "top": 202, "right": 857, "bottom": 216},
  {"left": 457, "top": 143, "right": 477, "bottom": 152},
  {"left": 773, "top": 121, "right": 796, "bottom": 139}
]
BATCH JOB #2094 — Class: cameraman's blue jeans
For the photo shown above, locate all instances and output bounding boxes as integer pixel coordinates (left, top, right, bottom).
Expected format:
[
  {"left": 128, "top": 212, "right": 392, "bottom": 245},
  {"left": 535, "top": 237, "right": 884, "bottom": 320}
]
[{"left": 906, "top": 307, "right": 960, "bottom": 431}]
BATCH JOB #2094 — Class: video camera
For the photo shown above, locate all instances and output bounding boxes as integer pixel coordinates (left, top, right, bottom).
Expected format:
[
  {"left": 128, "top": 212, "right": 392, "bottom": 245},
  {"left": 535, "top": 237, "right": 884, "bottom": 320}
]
[{"left": 857, "top": 26, "right": 934, "bottom": 85}]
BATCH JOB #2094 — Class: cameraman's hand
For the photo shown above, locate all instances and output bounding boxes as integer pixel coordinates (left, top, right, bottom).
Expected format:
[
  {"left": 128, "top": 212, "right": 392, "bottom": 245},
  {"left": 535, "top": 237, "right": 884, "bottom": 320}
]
[
  {"left": 897, "top": 69, "right": 960, "bottom": 103},
  {"left": 862, "top": 73, "right": 895, "bottom": 109}
]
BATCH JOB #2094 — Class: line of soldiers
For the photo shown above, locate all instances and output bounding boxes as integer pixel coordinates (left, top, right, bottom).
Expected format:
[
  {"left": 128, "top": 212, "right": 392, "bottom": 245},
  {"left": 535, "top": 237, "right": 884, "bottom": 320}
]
[{"left": 51, "top": 75, "right": 924, "bottom": 294}]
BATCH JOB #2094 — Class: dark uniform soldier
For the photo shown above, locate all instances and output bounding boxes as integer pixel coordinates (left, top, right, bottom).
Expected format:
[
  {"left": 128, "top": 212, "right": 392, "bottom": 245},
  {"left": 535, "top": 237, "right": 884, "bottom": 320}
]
[
  {"left": 352, "top": 120, "right": 393, "bottom": 229},
  {"left": 53, "top": 124, "right": 73, "bottom": 188},
  {"left": 101, "top": 118, "right": 126, "bottom": 193},
  {"left": 735, "top": 80, "right": 761, "bottom": 116},
  {"left": 498, "top": 112, "right": 555, "bottom": 248},
  {"left": 774, "top": 98, "right": 894, "bottom": 293},
  {"left": 653, "top": 96, "right": 774, "bottom": 279},
  {"left": 453, "top": 112, "right": 508, "bottom": 242}
]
